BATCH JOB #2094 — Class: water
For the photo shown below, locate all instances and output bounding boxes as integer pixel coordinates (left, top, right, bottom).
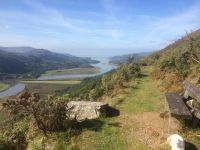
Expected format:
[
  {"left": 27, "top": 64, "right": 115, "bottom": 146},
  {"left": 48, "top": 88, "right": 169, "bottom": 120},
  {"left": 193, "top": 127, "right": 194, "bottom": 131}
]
[
  {"left": 0, "top": 57, "right": 115, "bottom": 98},
  {"left": 92, "top": 57, "right": 115, "bottom": 74},
  {"left": 38, "top": 57, "right": 116, "bottom": 80},
  {"left": 0, "top": 83, "right": 25, "bottom": 98}
]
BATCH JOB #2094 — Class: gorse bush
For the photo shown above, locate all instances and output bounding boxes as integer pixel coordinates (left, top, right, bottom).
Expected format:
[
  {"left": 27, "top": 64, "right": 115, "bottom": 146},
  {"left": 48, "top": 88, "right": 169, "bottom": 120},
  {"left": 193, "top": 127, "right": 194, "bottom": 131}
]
[
  {"left": 150, "top": 31, "right": 200, "bottom": 80},
  {"left": 2, "top": 92, "right": 75, "bottom": 137},
  {"left": 0, "top": 118, "right": 28, "bottom": 150}
]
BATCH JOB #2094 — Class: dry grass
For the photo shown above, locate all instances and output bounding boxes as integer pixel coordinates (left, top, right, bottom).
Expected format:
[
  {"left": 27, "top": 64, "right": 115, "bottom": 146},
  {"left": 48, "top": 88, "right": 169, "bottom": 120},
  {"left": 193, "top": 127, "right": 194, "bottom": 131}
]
[{"left": 24, "top": 83, "right": 71, "bottom": 98}]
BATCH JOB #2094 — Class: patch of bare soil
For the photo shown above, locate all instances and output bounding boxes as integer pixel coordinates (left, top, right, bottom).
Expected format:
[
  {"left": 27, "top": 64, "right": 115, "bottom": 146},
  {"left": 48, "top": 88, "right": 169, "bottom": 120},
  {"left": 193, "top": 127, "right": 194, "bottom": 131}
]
[{"left": 118, "top": 112, "right": 169, "bottom": 150}]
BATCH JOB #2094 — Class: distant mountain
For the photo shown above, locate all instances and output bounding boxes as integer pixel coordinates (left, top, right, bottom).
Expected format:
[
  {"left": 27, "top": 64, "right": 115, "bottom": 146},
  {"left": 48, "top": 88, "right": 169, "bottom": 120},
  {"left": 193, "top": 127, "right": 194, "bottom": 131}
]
[
  {"left": 109, "top": 52, "right": 152, "bottom": 64},
  {"left": 0, "top": 46, "right": 98, "bottom": 78}
]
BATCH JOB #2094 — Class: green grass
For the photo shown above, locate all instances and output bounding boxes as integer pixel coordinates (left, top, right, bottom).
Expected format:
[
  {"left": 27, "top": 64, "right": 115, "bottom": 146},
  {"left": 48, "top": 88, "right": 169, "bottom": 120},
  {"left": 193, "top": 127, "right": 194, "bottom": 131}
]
[
  {"left": 21, "top": 80, "right": 81, "bottom": 85},
  {"left": 74, "top": 118, "right": 125, "bottom": 150},
  {"left": 41, "top": 67, "right": 100, "bottom": 77},
  {"left": 0, "top": 83, "right": 10, "bottom": 92},
  {"left": 93, "top": 118, "right": 125, "bottom": 150},
  {"left": 118, "top": 77, "right": 165, "bottom": 114},
  {"left": 27, "top": 134, "right": 46, "bottom": 150},
  {"left": 113, "top": 66, "right": 165, "bottom": 114},
  {"left": 72, "top": 66, "right": 166, "bottom": 150}
]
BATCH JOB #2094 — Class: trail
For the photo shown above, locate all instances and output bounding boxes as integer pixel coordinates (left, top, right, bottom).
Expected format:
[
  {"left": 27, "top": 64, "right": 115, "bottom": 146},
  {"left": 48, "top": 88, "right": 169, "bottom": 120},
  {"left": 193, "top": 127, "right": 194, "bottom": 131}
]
[
  {"left": 74, "top": 66, "right": 170, "bottom": 150},
  {"left": 115, "top": 66, "right": 169, "bottom": 149}
]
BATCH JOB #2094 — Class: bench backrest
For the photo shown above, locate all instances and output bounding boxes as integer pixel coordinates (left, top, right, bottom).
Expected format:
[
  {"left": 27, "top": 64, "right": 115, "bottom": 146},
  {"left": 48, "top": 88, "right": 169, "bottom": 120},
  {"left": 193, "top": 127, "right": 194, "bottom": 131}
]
[{"left": 183, "top": 80, "right": 200, "bottom": 103}]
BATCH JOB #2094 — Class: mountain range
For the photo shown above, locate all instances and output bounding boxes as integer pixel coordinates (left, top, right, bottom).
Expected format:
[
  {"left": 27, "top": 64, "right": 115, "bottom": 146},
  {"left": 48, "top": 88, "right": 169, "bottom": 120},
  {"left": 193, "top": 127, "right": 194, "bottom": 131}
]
[{"left": 109, "top": 52, "right": 151, "bottom": 64}]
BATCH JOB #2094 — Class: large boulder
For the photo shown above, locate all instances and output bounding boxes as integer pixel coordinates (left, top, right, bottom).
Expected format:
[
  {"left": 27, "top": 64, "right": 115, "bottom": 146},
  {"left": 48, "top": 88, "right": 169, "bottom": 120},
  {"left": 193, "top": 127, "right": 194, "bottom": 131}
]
[{"left": 66, "top": 101, "right": 119, "bottom": 122}]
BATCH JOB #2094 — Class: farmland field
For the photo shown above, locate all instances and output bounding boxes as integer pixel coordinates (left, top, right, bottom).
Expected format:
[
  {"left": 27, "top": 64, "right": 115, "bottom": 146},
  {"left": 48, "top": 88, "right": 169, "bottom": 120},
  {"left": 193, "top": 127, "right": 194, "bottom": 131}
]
[
  {"left": 0, "top": 83, "right": 10, "bottom": 92},
  {"left": 21, "top": 80, "right": 81, "bottom": 85},
  {"left": 41, "top": 67, "right": 100, "bottom": 77}
]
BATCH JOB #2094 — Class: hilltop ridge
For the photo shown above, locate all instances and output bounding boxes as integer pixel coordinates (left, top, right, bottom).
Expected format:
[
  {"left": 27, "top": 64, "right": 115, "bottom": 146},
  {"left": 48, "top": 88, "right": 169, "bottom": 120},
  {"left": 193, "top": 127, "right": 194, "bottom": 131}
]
[{"left": 146, "top": 29, "right": 200, "bottom": 91}]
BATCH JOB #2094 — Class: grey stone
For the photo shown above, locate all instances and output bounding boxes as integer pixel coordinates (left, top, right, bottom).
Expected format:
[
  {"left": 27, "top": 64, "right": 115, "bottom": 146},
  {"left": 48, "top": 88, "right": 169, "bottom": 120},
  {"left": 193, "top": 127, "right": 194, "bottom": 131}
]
[{"left": 66, "top": 101, "right": 119, "bottom": 122}]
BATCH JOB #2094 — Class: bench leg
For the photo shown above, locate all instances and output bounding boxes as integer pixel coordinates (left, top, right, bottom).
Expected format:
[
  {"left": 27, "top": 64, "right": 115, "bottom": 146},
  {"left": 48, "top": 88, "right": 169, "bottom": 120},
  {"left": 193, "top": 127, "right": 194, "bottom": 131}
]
[{"left": 192, "top": 117, "right": 199, "bottom": 128}]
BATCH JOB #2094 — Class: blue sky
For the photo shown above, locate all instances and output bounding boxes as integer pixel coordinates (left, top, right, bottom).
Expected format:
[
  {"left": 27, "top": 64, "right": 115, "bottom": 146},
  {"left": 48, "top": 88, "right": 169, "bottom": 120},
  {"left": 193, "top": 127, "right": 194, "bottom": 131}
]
[{"left": 0, "top": 0, "right": 200, "bottom": 56}]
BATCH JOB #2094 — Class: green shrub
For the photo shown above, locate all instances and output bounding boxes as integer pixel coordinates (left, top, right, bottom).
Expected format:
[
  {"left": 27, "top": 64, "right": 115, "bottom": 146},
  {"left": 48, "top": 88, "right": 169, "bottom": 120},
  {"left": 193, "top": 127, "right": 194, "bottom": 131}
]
[
  {"left": 64, "top": 61, "right": 141, "bottom": 100},
  {"left": 0, "top": 119, "right": 28, "bottom": 150}
]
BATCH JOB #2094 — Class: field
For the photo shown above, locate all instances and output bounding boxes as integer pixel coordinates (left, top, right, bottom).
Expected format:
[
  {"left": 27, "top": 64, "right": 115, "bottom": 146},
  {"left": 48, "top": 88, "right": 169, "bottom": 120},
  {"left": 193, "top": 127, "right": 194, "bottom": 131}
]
[
  {"left": 41, "top": 67, "right": 100, "bottom": 77},
  {"left": 21, "top": 80, "right": 81, "bottom": 85},
  {"left": 21, "top": 80, "right": 81, "bottom": 98},
  {"left": 0, "top": 83, "right": 10, "bottom": 92}
]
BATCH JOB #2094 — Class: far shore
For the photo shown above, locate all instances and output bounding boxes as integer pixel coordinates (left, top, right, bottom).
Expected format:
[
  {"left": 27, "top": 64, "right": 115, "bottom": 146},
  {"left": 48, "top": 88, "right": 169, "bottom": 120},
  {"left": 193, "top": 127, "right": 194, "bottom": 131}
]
[{"left": 41, "top": 67, "right": 100, "bottom": 77}]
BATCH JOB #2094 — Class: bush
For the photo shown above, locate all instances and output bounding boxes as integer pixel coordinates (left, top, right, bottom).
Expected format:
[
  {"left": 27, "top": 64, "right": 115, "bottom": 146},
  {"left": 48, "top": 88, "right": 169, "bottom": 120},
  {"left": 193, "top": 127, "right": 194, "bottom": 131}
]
[
  {"left": 64, "top": 61, "right": 141, "bottom": 100},
  {"left": 3, "top": 92, "right": 76, "bottom": 137},
  {"left": 0, "top": 119, "right": 28, "bottom": 150}
]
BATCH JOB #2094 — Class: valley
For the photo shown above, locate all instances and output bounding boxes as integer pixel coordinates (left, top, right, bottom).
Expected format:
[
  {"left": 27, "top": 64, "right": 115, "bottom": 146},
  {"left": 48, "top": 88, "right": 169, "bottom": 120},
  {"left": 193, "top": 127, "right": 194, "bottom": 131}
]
[
  {"left": 0, "top": 46, "right": 99, "bottom": 79},
  {"left": 0, "top": 31, "right": 200, "bottom": 150},
  {"left": 1, "top": 1, "right": 200, "bottom": 149}
]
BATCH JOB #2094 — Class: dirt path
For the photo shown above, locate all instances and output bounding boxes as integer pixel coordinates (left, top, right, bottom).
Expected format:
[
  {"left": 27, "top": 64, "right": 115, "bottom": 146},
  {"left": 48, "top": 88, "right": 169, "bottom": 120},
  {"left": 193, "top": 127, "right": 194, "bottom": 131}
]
[
  {"left": 74, "top": 66, "right": 170, "bottom": 150},
  {"left": 115, "top": 66, "right": 169, "bottom": 149}
]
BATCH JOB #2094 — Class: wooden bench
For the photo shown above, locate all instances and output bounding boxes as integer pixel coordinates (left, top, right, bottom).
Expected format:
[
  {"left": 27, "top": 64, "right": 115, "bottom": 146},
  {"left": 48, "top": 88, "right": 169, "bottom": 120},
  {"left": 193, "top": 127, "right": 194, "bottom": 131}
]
[
  {"left": 165, "top": 80, "right": 200, "bottom": 133},
  {"left": 165, "top": 93, "right": 192, "bottom": 119}
]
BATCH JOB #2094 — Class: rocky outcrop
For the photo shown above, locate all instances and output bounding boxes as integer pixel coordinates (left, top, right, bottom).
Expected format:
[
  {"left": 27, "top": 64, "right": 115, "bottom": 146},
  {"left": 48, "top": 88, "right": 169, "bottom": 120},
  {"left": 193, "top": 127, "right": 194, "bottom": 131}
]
[{"left": 67, "top": 101, "right": 119, "bottom": 122}]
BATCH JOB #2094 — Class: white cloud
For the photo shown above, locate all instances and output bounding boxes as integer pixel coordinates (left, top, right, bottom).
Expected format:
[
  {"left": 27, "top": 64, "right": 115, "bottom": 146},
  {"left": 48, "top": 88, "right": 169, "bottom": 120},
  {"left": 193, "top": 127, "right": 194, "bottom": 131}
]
[
  {"left": 131, "top": 3, "right": 200, "bottom": 50},
  {"left": 1, "top": 0, "right": 200, "bottom": 54},
  {"left": 23, "top": 0, "right": 91, "bottom": 32}
]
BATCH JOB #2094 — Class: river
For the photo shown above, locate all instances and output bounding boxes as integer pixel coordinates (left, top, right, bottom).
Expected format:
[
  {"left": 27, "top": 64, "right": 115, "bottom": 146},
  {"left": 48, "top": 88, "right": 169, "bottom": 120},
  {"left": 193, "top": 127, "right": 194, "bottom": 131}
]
[
  {"left": 0, "top": 83, "right": 25, "bottom": 98},
  {"left": 0, "top": 57, "right": 115, "bottom": 98},
  {"left": 37, "top": 57, "right": 115, "bottom": 80}
]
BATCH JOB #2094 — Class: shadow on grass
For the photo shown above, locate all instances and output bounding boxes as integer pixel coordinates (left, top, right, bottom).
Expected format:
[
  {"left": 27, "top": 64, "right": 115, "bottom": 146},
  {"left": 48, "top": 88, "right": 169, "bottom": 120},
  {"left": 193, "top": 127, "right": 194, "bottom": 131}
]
[
  {"left": 72, "top": 119, "right": 105, "bottom": 132},
  {"left": 107, "top": 122, "right": 122, "bottom": 128},
  {"left": 181, "top": 118, "right": 200, "bottom": 129},
  {"left": 102, "top": 106, "right": 120, "bottom": 117},
  {"left": 185, "top": 141, "right": 198, "bottom": 150},
  {"left": 139, "top": 73, "right": 149, "bottom": 78},
  {"left": 70, "top": 106, "right": 120, "bottom": 132}
]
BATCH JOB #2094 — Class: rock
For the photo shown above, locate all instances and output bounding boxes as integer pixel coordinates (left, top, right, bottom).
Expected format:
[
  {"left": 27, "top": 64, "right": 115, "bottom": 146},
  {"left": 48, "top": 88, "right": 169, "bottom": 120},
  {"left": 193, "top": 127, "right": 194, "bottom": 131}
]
[{"left": 66, "top": 101, "right": 119, "bottom": 122}]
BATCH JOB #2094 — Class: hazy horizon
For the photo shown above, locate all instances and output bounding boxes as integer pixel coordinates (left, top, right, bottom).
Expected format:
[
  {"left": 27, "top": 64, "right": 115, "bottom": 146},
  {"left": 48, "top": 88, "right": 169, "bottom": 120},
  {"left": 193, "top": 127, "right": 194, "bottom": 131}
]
[{"left": 0, "top": 0, "right": 200, "bottom": 56}]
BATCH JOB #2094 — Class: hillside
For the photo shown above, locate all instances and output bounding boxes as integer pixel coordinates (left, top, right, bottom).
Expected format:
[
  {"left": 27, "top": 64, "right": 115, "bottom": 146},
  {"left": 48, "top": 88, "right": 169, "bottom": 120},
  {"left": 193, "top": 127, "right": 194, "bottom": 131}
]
[
  {"left": 59, "top": 60, "right": 141, "bottom": 101},
  {"left": 0, "top": 54, "right": 199, "bottom": 149},
  {"left": 0, "top": 47, "right": 98, "bottom": 78},
  {"left": 146, "top": 29, "right": 200, "bottom": 91},
  {"left": 109, "top": 52, "right": 151, "bottom": 65}
]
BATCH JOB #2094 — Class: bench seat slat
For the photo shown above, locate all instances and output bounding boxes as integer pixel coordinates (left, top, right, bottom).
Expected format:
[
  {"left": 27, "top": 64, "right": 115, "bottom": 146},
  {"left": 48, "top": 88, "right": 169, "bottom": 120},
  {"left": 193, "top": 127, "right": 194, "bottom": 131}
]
[
  {"left": 183, "top": 80, "right": 200, "bottom": 103},
  {"left": 165, "top": 93, "right": 192, "bottom": 119}
]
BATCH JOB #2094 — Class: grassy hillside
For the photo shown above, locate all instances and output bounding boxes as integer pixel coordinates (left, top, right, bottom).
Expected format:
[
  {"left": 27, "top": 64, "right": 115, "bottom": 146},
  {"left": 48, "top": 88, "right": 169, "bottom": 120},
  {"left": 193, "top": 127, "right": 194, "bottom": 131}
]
[
  {"left": 109, "top": 52, "right": 151, "bottom": 65},
  {"left": 0, "top": 61, "right": 142, "bottom": 149},
  {"left": 1, "top": 64, "right": 200, "bottom": 149},
  {"left": 146, "top": 29, "right": 200, "bottom": 91},
  {"left": 60, "top": 61, "right": 141, "bottom": 101}
]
